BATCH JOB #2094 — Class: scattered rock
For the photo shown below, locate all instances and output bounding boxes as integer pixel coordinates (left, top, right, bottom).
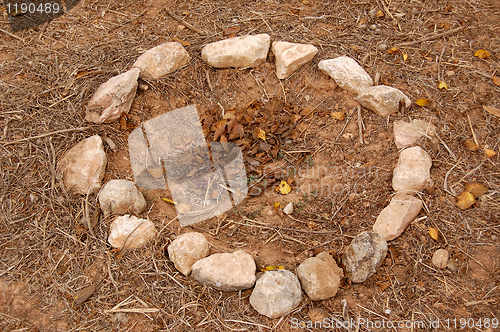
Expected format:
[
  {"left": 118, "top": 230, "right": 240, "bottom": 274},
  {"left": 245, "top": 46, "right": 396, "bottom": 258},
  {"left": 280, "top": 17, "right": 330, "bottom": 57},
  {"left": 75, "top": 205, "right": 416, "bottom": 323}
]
[
  {"left": 296, "top": 252, "right": 344, "bottom": 300},
  {"left": 447, "top": 258, "right": 458, "bottom": 272},
  {"left": 373, "top": 193, "right": 423, "bottom": 241},
  {"left": 57, "top": 135, "right": 107, "bottom": 195},
  {"left": 432, "top": 249, "right": 449, "bottom": 269},
  {"left": 249, "top": 269, "right": 302, "bottom": 318},
  {"left": 392, "top": 146, "right": 433, "bottom": 193},
  {"left": 108, "top": 215, "right": 156, "bottom": 250},
  {"left": 98, "top": 179, "right": 146, "bottom": 217},
  {"left": 342, "top": 231, "right": 387, "bottom": 283},
  {"left": 132, "top": 42, "right": 191, "bottom": 80},
  {"left": 272, "top": 41, "right": 318, "bottom": 79},
  {"left": 201, "top": 34, "right": 271, "bottom": 68},
  {"left": 191, "top": 250, "right": 256, "bottom": 291},
  {"left": 356, "top": 85, "right": 411, "bottom": 117},
  {"left": 85, "top": 68, "right": 140, "bottom": 124},
  {"left": 167, "top": 232, "right": 210, "bottom": 276},
  {"left": 318, "top": 56, "right": 373, "bottom": 94},
  {"left": 283, "top": 202, "right": 293, "bottom": 215},
  {"left": 104, "top": 137, "right": 117, "bottom": 151},
  {"left": 377, "top": 43, "right": 388, "bottom": 51},
  {"left": 394, "top": 119, "right": 436, "bottom": 149}
]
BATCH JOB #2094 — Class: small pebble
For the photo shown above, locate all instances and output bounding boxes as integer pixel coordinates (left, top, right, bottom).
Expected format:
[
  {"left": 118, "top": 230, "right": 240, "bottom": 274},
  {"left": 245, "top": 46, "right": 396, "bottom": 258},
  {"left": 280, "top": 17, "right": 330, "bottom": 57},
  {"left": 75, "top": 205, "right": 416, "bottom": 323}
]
[
  {"left": 378, "top": 43, "right": 388, "bottom": 51},
  {"left": 432, "top": 249, "right": 449, "bottom": 269},
  {"left": 370, "top": 24, "right": 377, "bottom": 30},
  {"left": 105, "top": 137, "right": 117, "bottom": 151},
  {"left": 283, "top": 202, "right": 293, "bottom": 215},
  {"left": 446, "top": 70, "right": 455, "bottom": 77},
  {"left": 359, "top": 24, "right": 367, "bottom": 29},
  {"left": 447, "top": 259, "right": 458, "bottom": 272}
]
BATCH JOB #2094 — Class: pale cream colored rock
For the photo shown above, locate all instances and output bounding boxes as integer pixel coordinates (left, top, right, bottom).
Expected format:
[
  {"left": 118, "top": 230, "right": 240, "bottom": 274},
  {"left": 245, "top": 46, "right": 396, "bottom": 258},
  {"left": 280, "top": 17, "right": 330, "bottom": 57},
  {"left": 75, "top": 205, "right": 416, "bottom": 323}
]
[
  {"left": 394, "top": 119, "right": 436, "bottom": 149},
  {"left": 283, "top": 202, "right": 293, "bottom": 215},
  {"left": 168, "top": 232, "right": 210, "bottom": 276},
  {"left": 342, "top": 231, "right": 387, "bottom": 283},
  {"left": 356, "top": 85, "right": 411, "bottom": 117},
  {"left": 250, "top": 270, "right": 302, "bottom": 318},
  {"left": 85, "top": 68, "right": 140, "bottom": 124},
  {"left": 392, "top": 146, "right": 432, "bottom": 193},
  {"left": 191, "top": 250, "right": 256, "bottom": 291},
  {"left": 132, "top": 42, "right": 191, "bottom": 80},
  {"left": 201, "top": 34, "right": 271, "bottom": 68},
  {"left": 296, "top": 252, "right": 344, "bottom": 300},
  {"left": 318, "top": 56, "right": 373, "bottom": 94},
  {"left": 98, "top": 180, "right": 146, "bottom": 217},
  {"left": 272, "top": 41, "right": 318, "bottom": 79},
  {"left": 432, "top": 249, "right": 449, "bottom": 269},
  {"left": 108, "top": 215, "right": 156, "bottom": 250},
  {"left": 373, "top": 193, "right": 422, "bottom": 241},
  {"left": 57, "top": 135, "right": 107, "bottom": 195}
]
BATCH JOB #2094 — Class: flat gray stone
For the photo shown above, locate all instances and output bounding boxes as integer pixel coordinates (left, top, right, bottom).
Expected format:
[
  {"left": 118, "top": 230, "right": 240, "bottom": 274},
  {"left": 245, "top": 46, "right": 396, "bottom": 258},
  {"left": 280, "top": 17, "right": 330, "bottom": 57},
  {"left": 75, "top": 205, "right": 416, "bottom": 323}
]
[
  {"left": 249, "top": 270, "right": 302, "bottom": 318},
  {"left": 342, "top": 231, "right": 387, "bottom": 283}
]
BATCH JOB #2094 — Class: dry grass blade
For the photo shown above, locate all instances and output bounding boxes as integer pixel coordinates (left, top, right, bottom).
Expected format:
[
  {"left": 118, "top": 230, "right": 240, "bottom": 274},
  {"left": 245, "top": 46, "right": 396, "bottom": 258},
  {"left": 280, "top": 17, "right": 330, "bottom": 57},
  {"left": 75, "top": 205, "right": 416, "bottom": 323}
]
[{"left": 483, "top": 105, "right": 500, "bottom": 118}]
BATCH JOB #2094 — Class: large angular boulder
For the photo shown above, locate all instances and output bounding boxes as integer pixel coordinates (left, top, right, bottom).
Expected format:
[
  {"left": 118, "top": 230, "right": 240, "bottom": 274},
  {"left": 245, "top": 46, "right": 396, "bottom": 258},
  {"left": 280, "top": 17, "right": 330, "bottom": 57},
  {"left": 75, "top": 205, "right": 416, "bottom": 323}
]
[
  {"left": 249, "top": 270, "right": 302, "bottom": 318},
  {"left": 394, "top": 119, "right": 436, "bottom": 149},
  {"left": 342, "top": 231, "right": 387, "bottom": 283},
  {"left": 85, "top": 68, "right": 140, "bottom": 124},
  {"left": 272, "top": 41, "right": 318, "bottom": 79},
  {"left": 98, "top": 179, "right": 146, "bottom": 217},
  {"left": 392, "top": 146, "right": 432, "bottom": 193},
  {"left": 191, "top": 250, "right": 256, "bottom": 291},
  {"left": 57, "top": 135, "right": 107, "bottom": 195},
  {"left": 201, "top": 34, "right": 271, "bottom": 68},
  {"left": 356, "top": 85, "right": 411, "bottom": 117},
  {"left": 296, "top": 252, "right": 344, "bottom": 300},
  {"left": 108, "top": 215, "right": 157, "bottom": 250},
  {"left": 318, "top": 56, "right": 373, "bottom": 94},
  {"left": 132, "top": 42, "right": 191, "bottom": 80},
  {"left": 373, "top": 193, "right": 422, "bottom": 241},
  {"left": 168, "top": 232, "right": 210, "bottom": 276}
]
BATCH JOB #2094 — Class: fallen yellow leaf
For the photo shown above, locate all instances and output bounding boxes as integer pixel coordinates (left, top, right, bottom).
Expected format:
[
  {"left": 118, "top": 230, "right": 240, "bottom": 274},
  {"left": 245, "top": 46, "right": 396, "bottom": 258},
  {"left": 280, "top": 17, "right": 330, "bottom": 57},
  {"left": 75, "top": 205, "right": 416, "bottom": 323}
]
[
  {"left": 428, "top": 228, "right": 439, "bottom": 241},
  {"left": 257, "top": 128, "right": 266, "bottom": 141},
  {"left": 465, "top": 182, "right": 488, "bottom": 198},
  {"left": 330, "top": 110, "right": 346, "bottom": 121},
  {"left": 387, "top": 47, "right": 398, "bottom": 54},
  {"left": 456, "top": 191, "right": 475, "bottom": 210},
  {"left": 474, "top": 49, "right": 490, "bottom": 59},
  {"left": 485, "top": 148, "right": 496, "bottom": 158},
  {"left": 376, "top": 10, "right": 384, "bottom": 18},
  {"left": 402, "top": 52, "right": 408, "bottom": 61},
  {"left": 416, "top": 98, "right": 431, "bottom": 106},
  {"left": 483, "top": 105, "right": 500, "bottom": 118},
  {"left": 276, "top": 180, "right": 292, "bottom": 195},
  {"left": 274, "top": 202, "right": 281, "bottom": 209},
  {"left": 161, "top": 197, "right": 176, "bottom": 204},
  {"left": 438, "top": 81, "right": 448, "bottom": 90},
  {"left": 464, "top": 140, "right": 479, "bottom": 152},
  {"left": 260, "top": 265, "right": 284, "bottom": 272}
]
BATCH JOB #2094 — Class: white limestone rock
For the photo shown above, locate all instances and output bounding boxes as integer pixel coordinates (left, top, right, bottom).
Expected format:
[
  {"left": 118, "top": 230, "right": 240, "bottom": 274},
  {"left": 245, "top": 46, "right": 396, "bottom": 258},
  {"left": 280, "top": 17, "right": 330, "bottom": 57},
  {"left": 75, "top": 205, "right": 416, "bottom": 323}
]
[
  {"left": 272, "top": 41, "right": 318, "bottom": 79},
  {"left": 394, "top": 119, "right": 436, "bottom": 149},
  {"left": 191, "top": 250, "right": 256, "bottom": 291},
  {"left": 201, "top": 34, "right": 271, "bottom": 68},
  {"left": 249, "top": 270, "right": 302, "bottom": 318},
  {"left": 373, "top": 193, "right": 422, "bottom": 241},
  {"left": 392, "top": 146, "right": 432, "bottom": 193},
  {"left": 108, "top": 215, "right": 156, "bottom": 250},
  {"left": 85, "top": 68, "right": 140, "bottom": 124},
  {"left": 98, "top": 179, "right": 146, "bottom": 217},
  {"left": 356, "top": 85, "right": 411, "bottom": 117},
  {"left": 432, "top": 249, "right": 449, "bottom": 269},
  {"left": 283, "top": 202, "right": 293, "bottom": 215},
  {"left": 132, "top": 42, "right": 191, "bottom": 80},
  {"left": 342, "top": 231, "right": 387, "bottom": 283},
  {"left": 167, "top": 232, "right": 210, "bottom": 276},
  {"left": 296, "top": 252, "right": 344, "bottom": 301},
  {"left": 57, "top": 135, "right": 107, "bottom": 195},
  {"left": 318, "top": 56, "right": 373, "bottom": 94}
]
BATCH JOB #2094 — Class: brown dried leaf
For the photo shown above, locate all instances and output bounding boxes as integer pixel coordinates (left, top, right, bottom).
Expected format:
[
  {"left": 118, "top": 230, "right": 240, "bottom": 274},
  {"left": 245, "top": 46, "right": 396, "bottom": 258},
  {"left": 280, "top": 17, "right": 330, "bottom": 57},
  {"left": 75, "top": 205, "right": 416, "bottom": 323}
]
[
  {"left": 493, "top": 76, "right": 500, "bottom": 87},
  {"left": 331, "top": 111, "right": 346, "bottom": 121},
  {"left": 229, "top": 122, "right": 244, "bottom": 140},
  {"left": 308, "top": 308, "right": 329, "bottom": 322},
  {"left": 387, "top": 47, "right": 399, "bottom": 54},
  {"left": 73, "top": 284, "right": 95, "bottom": 306},
  {"left": 464, "top": 140, "right": 479, "bottom": 151},
  {"left": 465, "top": 182, "right": 488, "bottom": 198},
  {"left": 376, "top": 282, "right": 390, "bottom": 292},
  {"left": 416, "top": 98, "right": 431, "bottom": 106},
  {"left": 76, "top": 70, "right": 91, "bottom": 79},
  {"left": 483, "top": 105, "right": 500, "bottom": 118},
  {"left": 213, "top": 120, "right": 227, "bottom": 141},
  {"left": 172, "top": 37, "right": 191, "bottom": 47},
  {"left": 456, "top": 191, "right": 475, "bottom": 210},
  {"left": 223, "top": 26, "right": 240, "bottom": 36},
  {"left": 485, "top": 148, "right": 497, "bottom": 158}
]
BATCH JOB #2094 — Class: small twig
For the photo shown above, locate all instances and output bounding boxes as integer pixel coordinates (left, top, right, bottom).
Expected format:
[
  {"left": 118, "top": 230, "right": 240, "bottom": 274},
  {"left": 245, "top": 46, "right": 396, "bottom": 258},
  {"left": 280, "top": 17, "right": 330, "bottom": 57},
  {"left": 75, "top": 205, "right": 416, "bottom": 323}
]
[
  {"left": 396, "top": 26, "right": 467, "bottom": 47},
  {"left": 108, "top": 10, "right": 147, "bottom": 32},
  {"left": 357, "top": 106, "right": 363, "bottom": 145},
  {"left": 0, "top": 127, "right": 90, "bottom": 145},
  {"left": 164, "top": 8, "right": 206, "bottom": 35},
  {"left": 103, "top": 308, "right": 159, "bottom": 314},
  {"left": 467, "top": 114, "right": 479, "bottom": 147},
  {"left": 0, "top": 27, "right": 25, "bottom": 42},
  {"left": 434, "top": 132, "right": 457, "bottom": 161}
]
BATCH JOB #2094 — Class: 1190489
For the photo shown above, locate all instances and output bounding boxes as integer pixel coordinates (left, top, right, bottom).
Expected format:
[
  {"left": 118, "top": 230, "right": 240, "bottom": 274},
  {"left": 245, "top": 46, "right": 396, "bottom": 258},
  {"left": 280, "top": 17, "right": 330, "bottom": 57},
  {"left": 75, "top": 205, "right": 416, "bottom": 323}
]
[{"left": 6, "top": 2, "right": 61, "bottom": 15}]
